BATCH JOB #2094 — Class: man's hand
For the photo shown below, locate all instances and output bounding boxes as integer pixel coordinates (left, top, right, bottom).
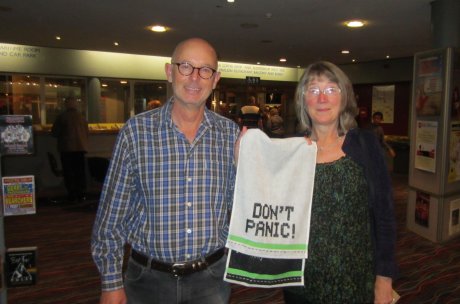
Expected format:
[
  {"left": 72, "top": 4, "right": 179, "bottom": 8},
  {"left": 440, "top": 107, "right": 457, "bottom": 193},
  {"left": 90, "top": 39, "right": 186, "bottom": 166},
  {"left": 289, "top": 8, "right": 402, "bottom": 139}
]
[
  {"left": 100, "top": 289, "right": 127, "bottom": 304},
  {"left": 374, "top": 275, "right": 393, "bottom": 304}
]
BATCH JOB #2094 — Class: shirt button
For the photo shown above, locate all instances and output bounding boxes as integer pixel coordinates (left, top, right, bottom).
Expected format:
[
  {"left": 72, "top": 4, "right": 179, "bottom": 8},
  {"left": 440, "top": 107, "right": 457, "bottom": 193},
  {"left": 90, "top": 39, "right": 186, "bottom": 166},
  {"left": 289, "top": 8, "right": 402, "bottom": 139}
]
[
  {"left": 186, "top": 202, "right": 192, "bottom": 207},
  {"left": 186, "top": 228, "right": 192, "bottom": 234}
]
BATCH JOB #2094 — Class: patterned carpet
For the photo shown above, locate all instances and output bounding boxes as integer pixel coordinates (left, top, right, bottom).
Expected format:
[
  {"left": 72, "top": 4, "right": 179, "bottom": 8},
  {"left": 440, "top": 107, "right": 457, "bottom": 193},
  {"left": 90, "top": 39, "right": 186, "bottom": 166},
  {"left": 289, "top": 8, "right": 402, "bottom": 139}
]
[{"left": 3, "top": 173, "right": 460, "bottom": 303}]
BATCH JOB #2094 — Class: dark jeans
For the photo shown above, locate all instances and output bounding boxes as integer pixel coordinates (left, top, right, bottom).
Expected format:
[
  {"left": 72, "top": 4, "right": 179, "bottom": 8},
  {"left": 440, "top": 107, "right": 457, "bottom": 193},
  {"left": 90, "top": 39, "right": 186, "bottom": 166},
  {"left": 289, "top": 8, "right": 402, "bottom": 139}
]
[
  {"left": 125, "top": 254, "right": 231, "bottom": 304},
  {"left": 60, "top": 151, "right": 86, "bottom": 201}
]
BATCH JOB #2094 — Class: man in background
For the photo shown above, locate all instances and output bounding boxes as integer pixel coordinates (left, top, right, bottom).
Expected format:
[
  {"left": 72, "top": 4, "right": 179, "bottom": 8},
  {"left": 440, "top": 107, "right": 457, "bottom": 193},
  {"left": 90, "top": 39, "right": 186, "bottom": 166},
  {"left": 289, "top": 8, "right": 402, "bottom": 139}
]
[
  {"left": 370, "top": 111, "right": 396, "bottom": 158},
  {"left": 237, "top": 95, "right": 263, "bottom": 130},
  {"left": 51, "top": 97, "right": 89, "bottom": 202}
]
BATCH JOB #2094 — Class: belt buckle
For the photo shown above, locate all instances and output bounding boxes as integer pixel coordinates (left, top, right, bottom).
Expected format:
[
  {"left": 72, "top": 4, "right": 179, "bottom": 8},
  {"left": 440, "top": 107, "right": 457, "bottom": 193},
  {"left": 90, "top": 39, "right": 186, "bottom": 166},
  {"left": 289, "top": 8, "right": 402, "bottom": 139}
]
[{"left": 171, "top": 262, "right": 187, "bottom": 276}]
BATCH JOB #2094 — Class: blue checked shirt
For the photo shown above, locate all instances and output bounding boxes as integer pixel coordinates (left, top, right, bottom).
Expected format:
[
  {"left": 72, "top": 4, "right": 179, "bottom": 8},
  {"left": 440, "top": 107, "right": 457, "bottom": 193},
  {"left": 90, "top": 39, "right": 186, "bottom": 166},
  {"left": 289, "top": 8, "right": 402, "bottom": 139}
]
[{"left": 91, "top": 100, "right": 240, "bottom": 290}]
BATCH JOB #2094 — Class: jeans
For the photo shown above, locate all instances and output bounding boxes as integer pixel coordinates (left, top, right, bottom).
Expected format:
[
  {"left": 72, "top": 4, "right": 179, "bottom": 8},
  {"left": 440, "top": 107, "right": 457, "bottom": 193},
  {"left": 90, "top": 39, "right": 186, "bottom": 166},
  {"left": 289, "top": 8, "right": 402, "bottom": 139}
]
[{"left": 125, "top": 254, "right": 231, "bottom": 304}]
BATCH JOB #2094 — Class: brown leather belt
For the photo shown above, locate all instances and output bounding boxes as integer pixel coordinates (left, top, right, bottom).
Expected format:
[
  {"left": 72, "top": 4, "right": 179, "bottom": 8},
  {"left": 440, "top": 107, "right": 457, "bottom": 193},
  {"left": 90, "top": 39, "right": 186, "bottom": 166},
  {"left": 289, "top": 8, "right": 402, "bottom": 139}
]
[{"left": 131, "top": 248, "right": 225, "bottom": 276}]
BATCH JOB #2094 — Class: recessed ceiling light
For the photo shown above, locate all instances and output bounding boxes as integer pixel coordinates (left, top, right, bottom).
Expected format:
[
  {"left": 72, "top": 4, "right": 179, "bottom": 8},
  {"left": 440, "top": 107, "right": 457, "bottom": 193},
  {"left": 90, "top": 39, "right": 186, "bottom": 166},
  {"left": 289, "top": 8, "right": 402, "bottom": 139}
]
[
  {"left": 55, "top": 36, "right": 61, "bottom": 40},
  {"left": 279, "top": 58, "right": 287, "bottom": 62},
  {"left": 150, "top": 25, "right": 167, "bottom": 32},
  {"left": 227, "top": 0, "right": 235, "bottom": 2},
  {"left": 345, "top": 20, "right": 365, "bottom": 28},
  {"left": 386, "top": 55, "right": 390, "bottom": 59},
  {"left": 352, "top": 59, "right": 357, "bottom": 63},
  {"left": 341, "top": 50, "right": 350, "bottom": 54},
  {"left": 114, "top": 42, "right": 119, "bottom": 46}
]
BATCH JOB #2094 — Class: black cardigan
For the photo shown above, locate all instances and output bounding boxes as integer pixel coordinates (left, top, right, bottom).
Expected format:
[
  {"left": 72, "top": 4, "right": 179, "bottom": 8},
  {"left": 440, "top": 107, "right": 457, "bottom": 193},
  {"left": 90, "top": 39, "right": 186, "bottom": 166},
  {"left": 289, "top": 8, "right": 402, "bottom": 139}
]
[{"left": 343, "top": 128, "right": 399, "bottom": 279}]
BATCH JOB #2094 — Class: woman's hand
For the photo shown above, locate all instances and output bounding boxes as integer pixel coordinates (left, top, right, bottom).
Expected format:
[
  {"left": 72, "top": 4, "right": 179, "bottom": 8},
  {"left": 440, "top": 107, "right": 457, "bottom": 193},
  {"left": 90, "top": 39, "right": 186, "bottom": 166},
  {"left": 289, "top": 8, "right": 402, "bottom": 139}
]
[
  {"left": 374, "top": 275, "right": 394, "bottom": 304},
  {"left": 304, "top": 136, "right": 313, "bottom": 145},
  {"left": 234, "top": 126, "right": 248, "bottom": 165}
]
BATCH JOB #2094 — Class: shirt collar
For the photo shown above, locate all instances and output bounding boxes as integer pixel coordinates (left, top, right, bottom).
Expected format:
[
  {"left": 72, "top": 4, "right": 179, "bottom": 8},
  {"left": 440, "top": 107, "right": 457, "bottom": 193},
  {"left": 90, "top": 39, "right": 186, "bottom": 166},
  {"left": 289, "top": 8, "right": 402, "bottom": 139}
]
[{"left": 160, "top": 97, "right": 218, "bottom": 130}]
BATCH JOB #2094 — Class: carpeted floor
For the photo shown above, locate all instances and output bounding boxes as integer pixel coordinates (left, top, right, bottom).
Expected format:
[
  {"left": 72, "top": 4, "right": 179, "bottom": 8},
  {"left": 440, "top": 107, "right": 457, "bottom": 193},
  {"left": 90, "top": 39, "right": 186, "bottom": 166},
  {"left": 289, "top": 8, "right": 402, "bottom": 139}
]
[{"left": 3, "top": 173, "right": 460, "bottom": 303}]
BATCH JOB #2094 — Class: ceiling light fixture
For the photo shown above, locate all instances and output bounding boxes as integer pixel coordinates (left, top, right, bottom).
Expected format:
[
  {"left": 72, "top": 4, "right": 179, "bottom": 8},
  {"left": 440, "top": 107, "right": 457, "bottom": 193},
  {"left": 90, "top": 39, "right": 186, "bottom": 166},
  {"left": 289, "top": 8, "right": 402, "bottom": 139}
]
[
  {"left": 345, "top": 20, "right": 365, "bottom": 28},
  {"left": 150, "top": 25, "right": 167, "bottom": 32},
  {"left": 279, "top": 58, "right": 287, "bottom": 62},
  {"left": 55, "top": 36, "right": 61, "bottom": 40},
  {"left": 341, "top": 50, "right": 350, "bottom": 54},
  {"left": 114, "top": 42, "right": 119, "bottom": 46},
  {"left": 227, "top": 0, "right": 235, "bottom": 2}
]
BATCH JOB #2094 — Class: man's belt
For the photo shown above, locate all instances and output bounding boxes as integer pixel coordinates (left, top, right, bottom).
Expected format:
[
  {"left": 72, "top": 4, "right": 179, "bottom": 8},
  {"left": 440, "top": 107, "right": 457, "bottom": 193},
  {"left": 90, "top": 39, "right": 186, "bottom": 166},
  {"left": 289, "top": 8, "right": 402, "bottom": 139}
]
[{"left": 131, "top": 248, "right": 225, "bottom": 276}]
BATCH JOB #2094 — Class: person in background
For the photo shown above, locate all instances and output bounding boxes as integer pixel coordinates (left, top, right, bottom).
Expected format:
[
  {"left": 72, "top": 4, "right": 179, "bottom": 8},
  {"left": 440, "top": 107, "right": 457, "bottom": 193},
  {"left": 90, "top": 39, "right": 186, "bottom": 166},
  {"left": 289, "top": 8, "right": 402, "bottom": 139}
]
[
  {"left": 370, "top": 111, "right": 396, "bottom": 158},
  {"left": 147, "top": 99, "right": 162, "bottom": 110},
  {"left": 237, "top": 95, "right": 263, "bottom": 129},
  {"left": 283, "top": 61, "right": 398, "bottom": 303},
  {"left": 91, "top": 38, "right": 240, "bottom": 304},
  {"left": 51, "top": 97, "right": 89, "bottom": 203},
  {"left": 265, "top": 107, "right": 285, "bottom": 138}
]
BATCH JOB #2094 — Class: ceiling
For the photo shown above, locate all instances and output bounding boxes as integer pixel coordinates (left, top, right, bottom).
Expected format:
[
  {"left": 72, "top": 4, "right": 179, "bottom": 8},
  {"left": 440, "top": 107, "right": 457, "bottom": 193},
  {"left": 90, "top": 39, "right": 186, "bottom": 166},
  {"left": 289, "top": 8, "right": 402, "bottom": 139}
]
[{"left": 0, "top": 0, "right": 434, "bottom": 68}]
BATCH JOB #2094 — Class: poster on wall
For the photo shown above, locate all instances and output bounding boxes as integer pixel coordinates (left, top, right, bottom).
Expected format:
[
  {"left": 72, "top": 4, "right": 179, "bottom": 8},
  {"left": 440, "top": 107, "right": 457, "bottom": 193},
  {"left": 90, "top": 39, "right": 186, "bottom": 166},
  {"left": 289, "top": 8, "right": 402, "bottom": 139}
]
[
  {"left": 372, "top": 85, "right": 395, "bottom": 123},
  {"left": 414, "top": 120, "right": 438, "bottom": 173},
  {"left": 415, "top": 191, "right": 430, "bottom": 228},
  {"left": 2, "top": 175, "right": 36, "bottom": 216},
  {"left": 449, "top": 199, "right": 460, "bottom": 236},
  {"left": 450, "top": 51, "right": 460, "bottom": 120},
  {"left": 414, "top": 55, "right": 443, "bottom": 116},
  {"left": 448, "top": 122, "right": 460, "bottom": 182},
  {"left": 0, "top": 115, "right": 34, "bottom": 155}
]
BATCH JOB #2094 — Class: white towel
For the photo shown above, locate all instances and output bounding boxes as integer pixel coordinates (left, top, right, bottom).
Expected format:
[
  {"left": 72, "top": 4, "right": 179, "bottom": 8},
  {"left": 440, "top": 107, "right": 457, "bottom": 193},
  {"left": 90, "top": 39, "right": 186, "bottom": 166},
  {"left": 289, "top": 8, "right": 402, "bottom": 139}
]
[{"left": 226, "top": 129, "right": 317, "bottom": 259}]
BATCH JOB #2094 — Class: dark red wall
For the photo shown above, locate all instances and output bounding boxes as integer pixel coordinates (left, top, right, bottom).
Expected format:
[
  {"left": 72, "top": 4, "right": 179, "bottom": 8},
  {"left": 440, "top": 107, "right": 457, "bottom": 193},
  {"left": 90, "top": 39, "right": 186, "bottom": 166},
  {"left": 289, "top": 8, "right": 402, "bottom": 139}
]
[{"left": 353, "top": 82, "right": 411, "bottom": 137}]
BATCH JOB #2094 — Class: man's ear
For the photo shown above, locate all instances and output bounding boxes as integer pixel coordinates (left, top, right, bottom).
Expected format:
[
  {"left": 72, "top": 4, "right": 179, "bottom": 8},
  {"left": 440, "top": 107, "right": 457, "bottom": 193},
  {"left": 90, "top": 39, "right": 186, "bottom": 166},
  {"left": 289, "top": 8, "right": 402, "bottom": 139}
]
[
  {"left": 212, "top": 71, "right": 221, "bottom": 89},
  {"left": 165, "top": 63, "right": 173, "bottom": 83}
]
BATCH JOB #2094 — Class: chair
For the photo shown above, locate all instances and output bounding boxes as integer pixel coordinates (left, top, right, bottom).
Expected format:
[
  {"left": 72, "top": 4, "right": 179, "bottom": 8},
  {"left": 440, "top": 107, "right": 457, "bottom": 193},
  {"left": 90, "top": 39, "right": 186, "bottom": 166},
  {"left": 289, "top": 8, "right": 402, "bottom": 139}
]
[
  {"left": 46, "top": 152, "right": 65, "bottom": 204},
  {"left": 47, "top": 152, "right": 63, "bottom": 177}
]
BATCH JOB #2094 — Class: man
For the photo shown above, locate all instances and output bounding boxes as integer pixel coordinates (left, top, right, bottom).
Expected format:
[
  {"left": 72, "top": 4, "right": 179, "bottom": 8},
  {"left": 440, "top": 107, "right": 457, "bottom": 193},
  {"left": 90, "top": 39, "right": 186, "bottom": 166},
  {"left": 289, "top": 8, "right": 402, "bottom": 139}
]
[
  {"left": 237, "top": 95, "right": 263, "bottom": 129},
  {"left": 370, "top": 111, "right": 396, "bottom": 158},
  {"left": 51, "top": 97, "right": 89, "bottom": 202},
  {"left": 91, "top": 38, "right": 240, "bottom": 304}
]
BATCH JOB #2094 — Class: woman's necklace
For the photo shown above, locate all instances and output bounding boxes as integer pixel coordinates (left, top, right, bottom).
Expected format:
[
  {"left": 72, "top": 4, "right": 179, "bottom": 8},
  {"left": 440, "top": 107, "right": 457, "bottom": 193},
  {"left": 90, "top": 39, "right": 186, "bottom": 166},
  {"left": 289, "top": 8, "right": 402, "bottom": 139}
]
[{"left": 316, "top": 136, "right": 343, "bottom": 151}]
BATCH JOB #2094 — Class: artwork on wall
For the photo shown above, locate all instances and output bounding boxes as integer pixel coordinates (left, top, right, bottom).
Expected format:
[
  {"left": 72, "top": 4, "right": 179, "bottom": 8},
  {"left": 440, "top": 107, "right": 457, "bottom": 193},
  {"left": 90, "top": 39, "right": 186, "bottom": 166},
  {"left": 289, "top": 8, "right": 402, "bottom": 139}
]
[{"left": 372, "top": 85, "right": 395, "bottom": 123}]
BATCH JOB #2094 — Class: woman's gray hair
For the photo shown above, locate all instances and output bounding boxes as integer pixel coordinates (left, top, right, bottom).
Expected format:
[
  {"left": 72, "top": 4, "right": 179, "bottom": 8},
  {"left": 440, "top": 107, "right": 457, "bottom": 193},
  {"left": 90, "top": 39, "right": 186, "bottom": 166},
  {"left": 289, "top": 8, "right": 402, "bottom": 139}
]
[{"left": 295, "top": 61, "right": 358, "bottom": 136}]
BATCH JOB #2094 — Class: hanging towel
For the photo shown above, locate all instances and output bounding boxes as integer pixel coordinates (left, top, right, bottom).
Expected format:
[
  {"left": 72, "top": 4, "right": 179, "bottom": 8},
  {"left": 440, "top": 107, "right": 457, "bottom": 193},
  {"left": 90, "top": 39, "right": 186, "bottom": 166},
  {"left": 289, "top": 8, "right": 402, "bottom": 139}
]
[{"left": 225, "top": 129, "right": 316, "bottom": 287}]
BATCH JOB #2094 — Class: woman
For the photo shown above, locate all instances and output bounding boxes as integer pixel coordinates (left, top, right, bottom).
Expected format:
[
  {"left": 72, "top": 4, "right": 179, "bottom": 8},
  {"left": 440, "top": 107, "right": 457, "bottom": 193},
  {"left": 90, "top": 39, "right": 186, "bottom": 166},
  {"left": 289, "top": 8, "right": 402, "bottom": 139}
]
[{"left": 283, "top": 61, "right": 398, "bottom": 304}]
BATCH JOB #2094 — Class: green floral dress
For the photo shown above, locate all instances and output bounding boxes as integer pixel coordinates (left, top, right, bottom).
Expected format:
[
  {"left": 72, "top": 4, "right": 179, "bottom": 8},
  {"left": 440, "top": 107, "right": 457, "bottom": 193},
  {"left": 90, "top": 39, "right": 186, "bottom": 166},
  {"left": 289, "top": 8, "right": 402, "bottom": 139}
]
[{"left": 285, "top": 156, "right": 375, "bottom": 304}]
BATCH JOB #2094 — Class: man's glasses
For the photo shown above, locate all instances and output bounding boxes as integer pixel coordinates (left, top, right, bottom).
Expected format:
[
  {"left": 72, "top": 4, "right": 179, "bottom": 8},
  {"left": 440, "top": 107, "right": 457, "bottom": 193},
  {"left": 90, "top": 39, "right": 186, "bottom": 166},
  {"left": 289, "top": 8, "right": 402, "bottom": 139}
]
[
  {"left": 306, "top": 87, "right": 342, "bottom": 96},
  {"left": 172, "top": 62, "right": 217, "bottom": 79}
]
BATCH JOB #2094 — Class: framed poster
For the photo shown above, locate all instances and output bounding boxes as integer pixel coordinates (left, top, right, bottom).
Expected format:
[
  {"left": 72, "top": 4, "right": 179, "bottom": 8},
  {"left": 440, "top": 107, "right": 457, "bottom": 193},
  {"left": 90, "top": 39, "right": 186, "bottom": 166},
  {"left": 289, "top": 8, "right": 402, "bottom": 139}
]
[
  {"left": 414, "top": 55, "right": 443, "bottom": 117},
  {"left": 0, "top": 115, "right": 34, "bottom": 155},
  {"left": 449, "top": 198, "right": 460, "bottom": 236},
  {"left": 448, "top": 122, "right": 460, "bottom": 182},
  {"left": 2, "top": 175, "right": 36, "bottom": 216},
  {"left": 415, "top": 191, "right": 430, "bottom": 228},
  {"left": 414, "top": 120, "right": 438, "bottom": 173},
  {"left": 372, "top": 85, "right": 395, "bottom": 123}
]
